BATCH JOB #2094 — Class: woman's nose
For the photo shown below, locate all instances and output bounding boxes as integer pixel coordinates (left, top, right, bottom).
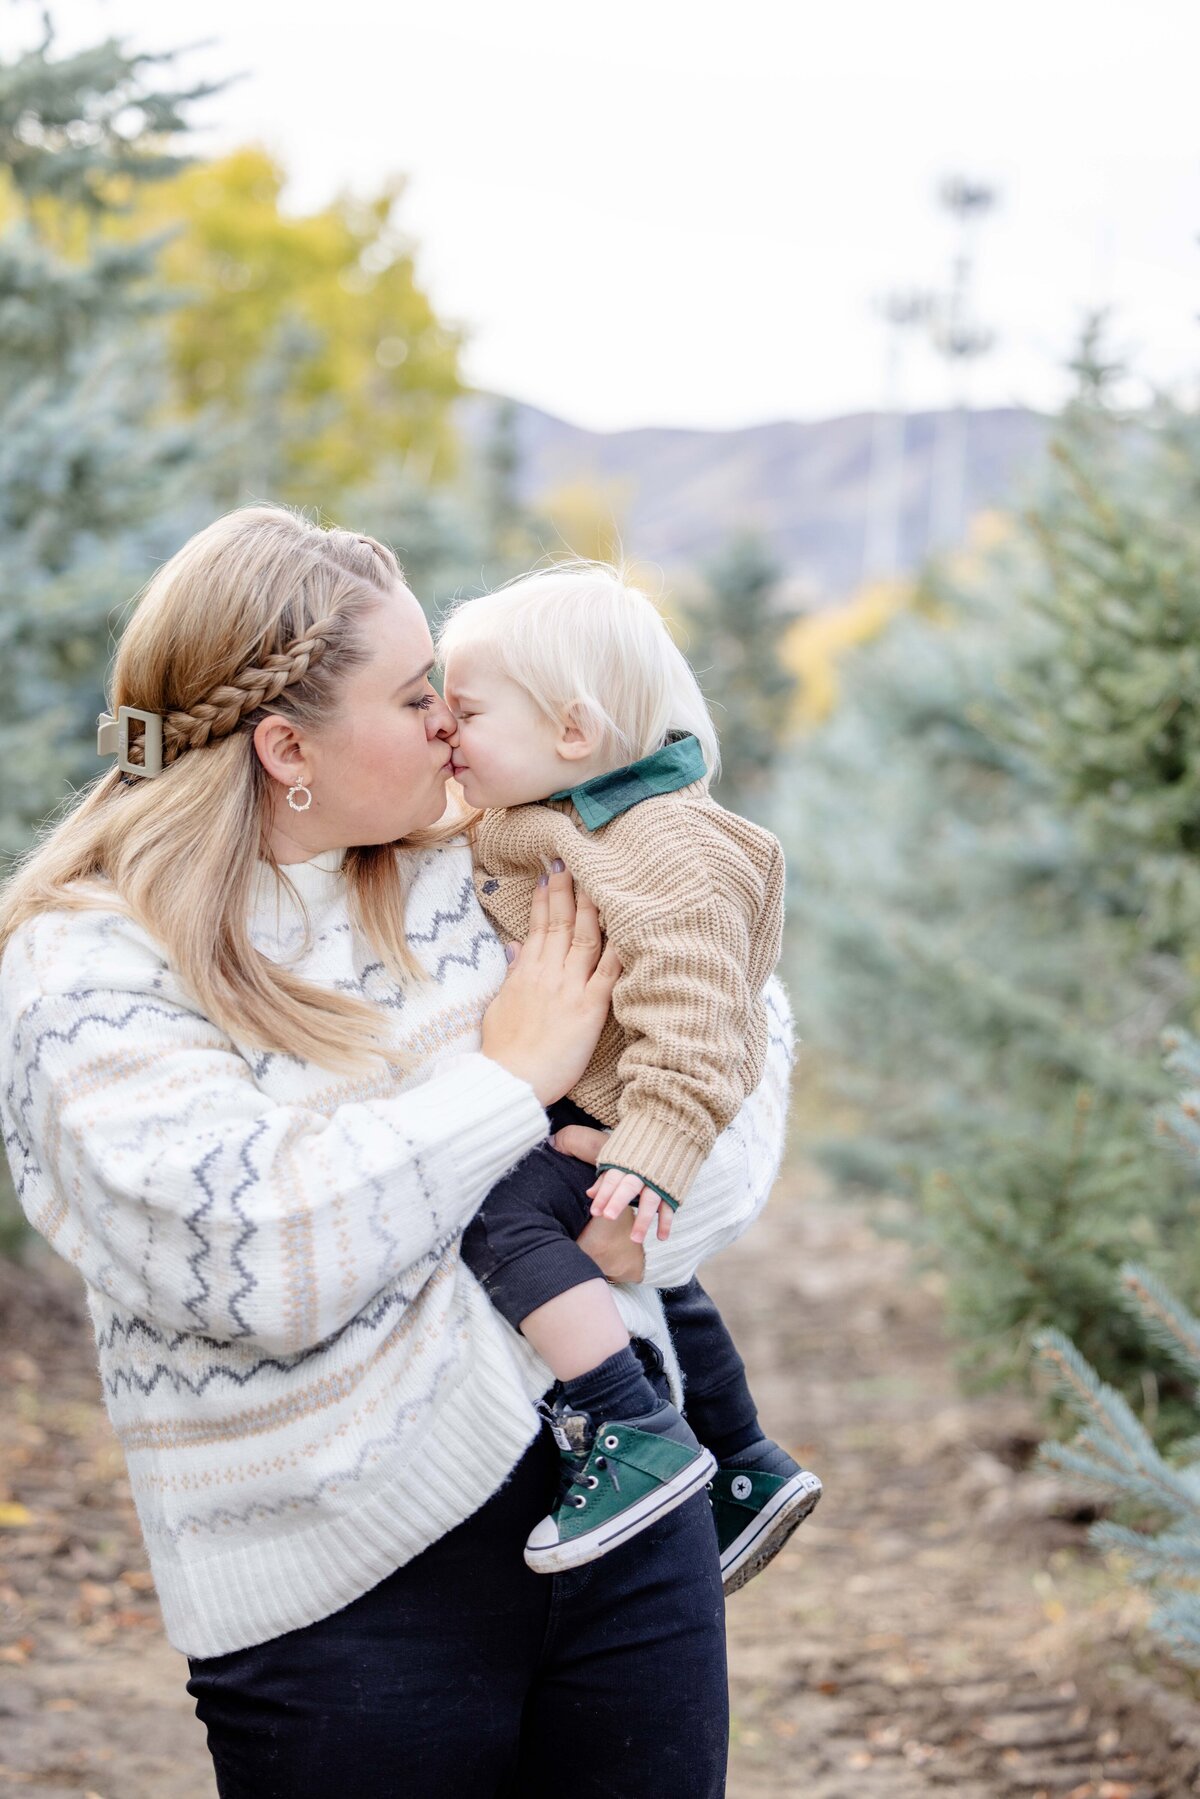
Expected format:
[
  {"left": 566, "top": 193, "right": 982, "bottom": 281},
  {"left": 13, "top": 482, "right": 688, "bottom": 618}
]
[{"left": 429, "top": 694, "right": 457, "bottom": 740}]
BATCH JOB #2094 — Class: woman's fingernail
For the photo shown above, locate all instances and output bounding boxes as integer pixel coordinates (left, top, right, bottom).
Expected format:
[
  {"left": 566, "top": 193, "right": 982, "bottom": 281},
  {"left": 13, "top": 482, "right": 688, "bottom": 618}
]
[
  {"left": 551, "top": 858, "right": 565, "bottom": 874},
  {"left": 504, "top": 943, "right": 517, "bottom": 963},
  {"left": 537, "top": 872, "right": 549, "bottom": 888}
]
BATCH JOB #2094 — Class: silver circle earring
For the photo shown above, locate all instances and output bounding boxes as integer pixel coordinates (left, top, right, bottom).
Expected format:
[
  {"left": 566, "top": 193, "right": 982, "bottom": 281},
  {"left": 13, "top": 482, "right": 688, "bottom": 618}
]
[{"left": 286, "top": 781, "right": 313, "bottom": 813}]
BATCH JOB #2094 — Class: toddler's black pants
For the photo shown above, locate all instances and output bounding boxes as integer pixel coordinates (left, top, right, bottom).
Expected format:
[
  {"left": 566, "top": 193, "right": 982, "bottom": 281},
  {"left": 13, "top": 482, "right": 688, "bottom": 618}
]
[{"left": 460, "top": 1098, "right": 762, "bottom": 1457}]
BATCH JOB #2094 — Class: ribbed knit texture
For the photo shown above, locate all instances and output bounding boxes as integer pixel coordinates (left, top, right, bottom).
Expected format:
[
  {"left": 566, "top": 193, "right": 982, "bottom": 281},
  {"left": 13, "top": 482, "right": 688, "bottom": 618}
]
[
  {"left": 0, "top": 841, "right": 794, "bottom": 1657},
  {"left": 474, "top": 778, "right": 786, "bottom": 1204}
]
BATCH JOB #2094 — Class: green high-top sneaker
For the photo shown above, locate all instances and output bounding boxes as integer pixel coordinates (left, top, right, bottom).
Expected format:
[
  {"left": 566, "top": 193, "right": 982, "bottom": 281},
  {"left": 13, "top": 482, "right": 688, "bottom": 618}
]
[
  {"left": 525, "top": 1396, "right": 717, "bottom": 1575},
  {"left": 710, "top": 1448, "right": 823, "bottom": 1595}
]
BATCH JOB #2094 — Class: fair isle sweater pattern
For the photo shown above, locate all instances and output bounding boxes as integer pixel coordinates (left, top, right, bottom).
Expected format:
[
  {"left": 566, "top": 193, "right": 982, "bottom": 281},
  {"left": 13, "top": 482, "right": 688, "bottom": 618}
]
[{"left": 0, "top": 843, "right": 794, "bottom": 1657}]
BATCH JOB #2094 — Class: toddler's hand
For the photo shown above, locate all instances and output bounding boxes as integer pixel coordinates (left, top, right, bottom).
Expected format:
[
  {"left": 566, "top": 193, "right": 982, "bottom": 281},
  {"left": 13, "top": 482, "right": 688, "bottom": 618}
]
[{"left": 586, "top": 1168, "right": 673, "bottom": 1244}]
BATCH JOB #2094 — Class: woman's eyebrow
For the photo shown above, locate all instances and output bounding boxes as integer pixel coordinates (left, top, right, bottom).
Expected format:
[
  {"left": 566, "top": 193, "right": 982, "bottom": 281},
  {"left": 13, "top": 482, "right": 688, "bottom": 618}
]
[{"left": 393, "top": 659, "right": 435, "bottom": 696}]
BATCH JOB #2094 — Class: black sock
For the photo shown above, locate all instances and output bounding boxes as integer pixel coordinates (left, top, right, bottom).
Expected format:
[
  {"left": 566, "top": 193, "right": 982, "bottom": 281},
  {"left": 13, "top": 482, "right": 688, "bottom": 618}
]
[
  {"left": 722, "top": 1437, "right": 803, "bottom": 1478},
  {"left": 559, "top": 1346, "right": 661, "bottom": 1426},
  {"left": 702, "top": 1416, "right": 764, "bottom": 1463}
]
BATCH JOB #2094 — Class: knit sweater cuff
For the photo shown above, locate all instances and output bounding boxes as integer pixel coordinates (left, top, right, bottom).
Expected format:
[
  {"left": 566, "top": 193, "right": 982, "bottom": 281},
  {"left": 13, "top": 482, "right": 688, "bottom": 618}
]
[
  {"left": 423, "top": 1052, "right": 548, "bottom": 1211},
  {"left": 597, "top": 1112, "right": 709, "bottom": 1209}
]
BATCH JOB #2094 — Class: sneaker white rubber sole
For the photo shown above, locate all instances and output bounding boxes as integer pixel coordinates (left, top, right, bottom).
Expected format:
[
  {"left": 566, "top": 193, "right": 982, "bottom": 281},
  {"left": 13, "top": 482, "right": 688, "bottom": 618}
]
[
  {"left": 524, "top": 1447, "right": 718, "bottom": 1575},
  {"left": 720, "top": 1469, "right": 823, "bottom": 1596}
]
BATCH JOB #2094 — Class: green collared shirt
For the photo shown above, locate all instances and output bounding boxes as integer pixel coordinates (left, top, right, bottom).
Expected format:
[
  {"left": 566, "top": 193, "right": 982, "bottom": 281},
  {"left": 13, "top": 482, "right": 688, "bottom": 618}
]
[{"left": 546, "top": 733, "right": 707, "bottom": 831}]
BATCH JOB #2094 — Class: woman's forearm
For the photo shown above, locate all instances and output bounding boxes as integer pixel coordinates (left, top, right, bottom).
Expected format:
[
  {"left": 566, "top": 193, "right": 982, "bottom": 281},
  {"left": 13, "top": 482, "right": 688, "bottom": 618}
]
[{"left": 5, "top": 987, "right": 547, "bottom": 1355}]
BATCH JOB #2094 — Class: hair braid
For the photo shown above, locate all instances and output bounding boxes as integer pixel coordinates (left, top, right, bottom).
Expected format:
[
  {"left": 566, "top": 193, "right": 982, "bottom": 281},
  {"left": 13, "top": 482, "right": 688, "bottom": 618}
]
[{"left": 135, "top": 614, "right": 343, "bottom": 767}]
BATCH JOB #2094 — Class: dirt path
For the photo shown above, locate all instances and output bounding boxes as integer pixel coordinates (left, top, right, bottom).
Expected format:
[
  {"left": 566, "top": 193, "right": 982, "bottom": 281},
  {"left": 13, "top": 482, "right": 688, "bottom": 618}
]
[{"left": 3, "top": 1167, "right": 1200, "bottom": 1797}]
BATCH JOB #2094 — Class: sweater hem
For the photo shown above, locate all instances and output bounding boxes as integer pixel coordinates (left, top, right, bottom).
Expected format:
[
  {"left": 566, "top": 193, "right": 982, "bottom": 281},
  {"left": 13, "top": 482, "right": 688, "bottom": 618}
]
[{"left": 155, "top": 1322, "right": 543, "bottom": 1658}]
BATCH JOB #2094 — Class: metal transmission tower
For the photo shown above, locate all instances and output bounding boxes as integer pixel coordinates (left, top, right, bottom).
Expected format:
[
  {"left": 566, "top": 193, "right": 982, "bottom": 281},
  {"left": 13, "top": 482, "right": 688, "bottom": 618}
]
[
  {"left": 862, "top": 288, "right": 935, "bottom": 584},
  {"left": 927, "top": 175, "right": 998, "bottom": 553}
]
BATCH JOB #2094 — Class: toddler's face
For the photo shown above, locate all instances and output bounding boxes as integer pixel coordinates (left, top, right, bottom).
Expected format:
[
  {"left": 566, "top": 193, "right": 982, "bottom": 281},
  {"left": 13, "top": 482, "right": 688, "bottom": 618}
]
[{"left": 443, "top": 650, "right": 570, "bottom": 808}]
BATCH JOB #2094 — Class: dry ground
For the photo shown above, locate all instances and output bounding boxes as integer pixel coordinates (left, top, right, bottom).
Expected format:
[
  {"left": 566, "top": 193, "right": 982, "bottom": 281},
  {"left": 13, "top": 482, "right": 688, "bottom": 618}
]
[{"left": 4, "top": 1167, "right": 1200, "bottom": 1797}]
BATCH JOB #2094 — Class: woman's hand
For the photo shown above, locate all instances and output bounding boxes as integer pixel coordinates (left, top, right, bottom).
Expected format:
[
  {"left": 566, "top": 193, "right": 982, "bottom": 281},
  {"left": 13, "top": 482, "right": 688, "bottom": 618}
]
[
  {"left": 480, "top": 863, "right": 621, "bottom": 1109},
  {"left": 551, "top": 1121, "right": 647, "bottom": 1284},
  {"left": 575, "top": 1214, "right": 646, "bottom": 1284}
]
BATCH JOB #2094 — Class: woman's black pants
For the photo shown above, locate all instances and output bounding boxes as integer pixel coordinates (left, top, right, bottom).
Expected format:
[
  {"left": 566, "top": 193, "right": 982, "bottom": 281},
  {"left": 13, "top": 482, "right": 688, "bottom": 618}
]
[{"left": 186, "top": 1419, "right": 729, "bottom": 1797}]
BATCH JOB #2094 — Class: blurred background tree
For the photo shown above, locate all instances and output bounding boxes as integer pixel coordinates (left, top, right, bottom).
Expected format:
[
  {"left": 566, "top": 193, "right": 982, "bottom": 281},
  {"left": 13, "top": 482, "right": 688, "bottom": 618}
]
[
  {"left": 775, "top": 328, "right": 1200, "bottom": 1402},
  {"left": 122, "top": 146, "right": 464, "bottom": 506},
  {"left": 680, "top": 533, "right": 798, "bottom": 820},
  {"left": 0, "top": 22, "right": 211, "bottom": 860}
]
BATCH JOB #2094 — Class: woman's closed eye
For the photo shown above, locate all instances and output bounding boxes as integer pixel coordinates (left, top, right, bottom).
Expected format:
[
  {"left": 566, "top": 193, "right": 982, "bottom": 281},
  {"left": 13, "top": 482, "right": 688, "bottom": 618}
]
[{"left": 410, "top": 692, "right": 437, "bottom": 711}]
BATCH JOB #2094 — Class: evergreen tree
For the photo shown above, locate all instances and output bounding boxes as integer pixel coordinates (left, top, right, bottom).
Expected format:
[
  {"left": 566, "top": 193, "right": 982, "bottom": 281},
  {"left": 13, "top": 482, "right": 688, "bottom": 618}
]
[
  {"left": 776, "top": 335, "right": 1200, "bottom": 1395},
  {"left": 1035, "top": 1036, "right": 1200, "bottom": 1664},
  {"left": 0, "top": 17, "right": 212, "bottom": 854},
  {"left": 1009, "top": 320, "right": 1200, "bottom": 953},
  {"left": 682, "top": 533, "right": 797, "bottom": 819}
]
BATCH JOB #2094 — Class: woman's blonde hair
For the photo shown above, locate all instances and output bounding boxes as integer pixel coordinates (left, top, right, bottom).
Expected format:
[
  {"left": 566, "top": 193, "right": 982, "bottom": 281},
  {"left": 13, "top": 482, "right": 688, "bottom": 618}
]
[
  {"left": 0, "top": 505, "right": 464, "bottom": 1073},
  {"left": 436, "top": 560, "right": 721, "bottom": 778}
]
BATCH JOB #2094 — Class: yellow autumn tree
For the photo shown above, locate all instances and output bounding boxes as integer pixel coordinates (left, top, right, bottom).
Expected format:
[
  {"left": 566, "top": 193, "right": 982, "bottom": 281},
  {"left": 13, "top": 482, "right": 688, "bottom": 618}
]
[{"left": 121, "top": 146, "right": 463, "bottom": 504}]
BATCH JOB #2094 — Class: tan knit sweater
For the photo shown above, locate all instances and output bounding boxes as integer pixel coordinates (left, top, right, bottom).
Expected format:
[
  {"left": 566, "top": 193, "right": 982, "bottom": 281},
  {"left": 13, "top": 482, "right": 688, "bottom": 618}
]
[{"left": 472, "top": 763, "right": 785, "bottom": 1206}]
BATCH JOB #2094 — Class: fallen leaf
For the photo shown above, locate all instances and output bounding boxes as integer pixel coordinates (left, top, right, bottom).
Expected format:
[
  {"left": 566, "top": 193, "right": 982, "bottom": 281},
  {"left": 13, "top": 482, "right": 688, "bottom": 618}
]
[
  {"left": 0, "top": 1503, "right": 33, "bottom": 1529},
  {"left": 0, "top": 1636, "right": 34, "bottom": 1664}
]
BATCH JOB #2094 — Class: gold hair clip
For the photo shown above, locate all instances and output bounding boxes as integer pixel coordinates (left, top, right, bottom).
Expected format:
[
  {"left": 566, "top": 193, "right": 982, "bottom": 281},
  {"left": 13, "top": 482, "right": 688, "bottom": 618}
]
[{"left": 97, "top": 706, "right": 164, "bottom": 778}]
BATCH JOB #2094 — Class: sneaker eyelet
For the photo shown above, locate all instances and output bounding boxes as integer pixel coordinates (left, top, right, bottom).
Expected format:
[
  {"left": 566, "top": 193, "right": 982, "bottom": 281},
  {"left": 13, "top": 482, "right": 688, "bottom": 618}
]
[
  {"left": 603, "top": 1434, "right": 619, "bottom": 1451},
  {"left": 585, "top": 1474, "right": 599, "bottom": 1489},
  {"left": 571, "top": 1494, "right": 587, "bottom": 1508}
]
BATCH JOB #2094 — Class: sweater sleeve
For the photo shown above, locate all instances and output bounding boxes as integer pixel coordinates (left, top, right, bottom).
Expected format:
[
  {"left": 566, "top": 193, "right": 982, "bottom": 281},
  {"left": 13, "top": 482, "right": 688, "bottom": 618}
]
[
  {"left": 595, "top": 889, "right": 757, "bottom": 1206},
  {"left": 3, "top": 983, "right": 548, "bottom": 1357},
  {"left": 637, "top": 974, "right": 797, "bottom": 1289}
]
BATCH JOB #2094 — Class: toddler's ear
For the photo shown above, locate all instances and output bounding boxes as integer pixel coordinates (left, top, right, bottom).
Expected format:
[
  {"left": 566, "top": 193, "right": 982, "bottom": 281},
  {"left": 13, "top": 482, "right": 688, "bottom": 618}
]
[{"left": 556, "top": 702, "right": 596, "bottom": 761}]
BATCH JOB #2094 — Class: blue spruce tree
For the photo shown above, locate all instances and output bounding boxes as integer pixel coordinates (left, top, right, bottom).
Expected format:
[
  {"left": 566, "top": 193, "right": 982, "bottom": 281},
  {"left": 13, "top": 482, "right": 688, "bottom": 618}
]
[
  {"left": 775, "top": 332, "right": 1200, "bottom": 1395},
  {"left": 0, "top": 18, "right": 213, "bottom": 853},
  {"left": 1036, "top": 1031, "right": 1200, "bottom": 1665}
]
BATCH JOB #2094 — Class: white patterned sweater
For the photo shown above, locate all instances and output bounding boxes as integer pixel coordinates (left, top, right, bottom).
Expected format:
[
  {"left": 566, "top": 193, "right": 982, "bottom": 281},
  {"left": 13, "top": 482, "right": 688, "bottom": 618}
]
[{"left": 0, "top": 842, "right": 794, "bottom": 1657}]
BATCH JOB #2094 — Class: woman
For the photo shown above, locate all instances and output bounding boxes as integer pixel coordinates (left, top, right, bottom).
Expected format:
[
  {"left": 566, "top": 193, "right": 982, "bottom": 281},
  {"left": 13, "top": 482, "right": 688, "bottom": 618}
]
[{"left": 0, "top": 508, "right": 793, "bottom": 1797}]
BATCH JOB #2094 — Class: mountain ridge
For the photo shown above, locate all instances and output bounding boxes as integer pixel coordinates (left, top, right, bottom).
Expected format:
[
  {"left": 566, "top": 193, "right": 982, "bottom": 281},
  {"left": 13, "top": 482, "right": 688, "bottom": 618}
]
[{"left": 457, "top": 394, "right": 1051, "bottom": 604}]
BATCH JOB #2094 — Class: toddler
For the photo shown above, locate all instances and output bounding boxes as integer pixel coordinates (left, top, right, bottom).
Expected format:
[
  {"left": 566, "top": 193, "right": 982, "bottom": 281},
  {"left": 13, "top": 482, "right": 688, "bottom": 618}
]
[{"left": 440, "top": 563, "right": 821, "bottom": 1592}]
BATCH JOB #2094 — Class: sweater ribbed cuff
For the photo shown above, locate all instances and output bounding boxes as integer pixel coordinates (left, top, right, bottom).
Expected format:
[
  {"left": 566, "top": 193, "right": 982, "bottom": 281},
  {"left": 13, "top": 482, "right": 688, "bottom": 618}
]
[
  {"left": 596, "top": 1112, "right": 710, "bottom": 1210},
  {"left": 421, "top": 1052, "right": 548, "bottom": 1226}
]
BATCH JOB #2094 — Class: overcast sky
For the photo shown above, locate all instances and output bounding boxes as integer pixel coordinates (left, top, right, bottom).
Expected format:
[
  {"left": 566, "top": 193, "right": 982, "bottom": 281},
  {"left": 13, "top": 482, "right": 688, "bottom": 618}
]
[{"left": 10, "top": 0, "right": 1200, "bottom": 431}]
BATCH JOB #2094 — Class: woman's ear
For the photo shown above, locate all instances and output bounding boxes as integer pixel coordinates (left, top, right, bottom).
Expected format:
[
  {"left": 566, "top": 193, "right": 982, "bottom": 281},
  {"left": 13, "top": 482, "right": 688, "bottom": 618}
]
[
  {"left": 555, "top": 703, "right": 598, "bottom": 763},
  {"left": 253, "top": 714, "right": 310, "bottom": 787}
]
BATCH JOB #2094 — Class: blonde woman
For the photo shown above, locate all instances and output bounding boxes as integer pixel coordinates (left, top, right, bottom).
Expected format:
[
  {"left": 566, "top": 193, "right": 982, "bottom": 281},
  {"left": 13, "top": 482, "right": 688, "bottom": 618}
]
[{"left": 0, "top": 507, "right": 792, "bottom": 1799}]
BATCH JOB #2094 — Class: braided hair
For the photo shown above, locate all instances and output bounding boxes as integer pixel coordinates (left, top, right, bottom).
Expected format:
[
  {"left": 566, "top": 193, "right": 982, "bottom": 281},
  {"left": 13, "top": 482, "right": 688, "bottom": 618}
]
[
  {"left": 112, "top": 520, "right": 399, "bottom": 777},
  {"left": 2, "top": 508, "right": 462, "bottom": 1072}
]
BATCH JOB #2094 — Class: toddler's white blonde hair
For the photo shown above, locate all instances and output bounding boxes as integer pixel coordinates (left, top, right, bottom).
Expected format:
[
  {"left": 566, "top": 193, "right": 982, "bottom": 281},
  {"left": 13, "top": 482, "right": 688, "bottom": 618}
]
[{"left": 436, "top": 560, "right": 721, "bottom": 779}]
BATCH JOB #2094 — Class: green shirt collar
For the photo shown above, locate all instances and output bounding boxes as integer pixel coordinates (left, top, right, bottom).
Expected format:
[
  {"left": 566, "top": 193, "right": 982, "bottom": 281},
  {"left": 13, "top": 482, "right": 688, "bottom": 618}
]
[{"left": 546, "top": 733, "right": 706, "bottom": 831}]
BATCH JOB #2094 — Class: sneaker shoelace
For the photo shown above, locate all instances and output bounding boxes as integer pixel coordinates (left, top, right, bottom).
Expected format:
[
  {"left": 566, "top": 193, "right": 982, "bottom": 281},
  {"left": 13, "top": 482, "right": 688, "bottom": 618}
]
[{"left": 538, "top": 1401, "right": 623, "bottom": 1508}]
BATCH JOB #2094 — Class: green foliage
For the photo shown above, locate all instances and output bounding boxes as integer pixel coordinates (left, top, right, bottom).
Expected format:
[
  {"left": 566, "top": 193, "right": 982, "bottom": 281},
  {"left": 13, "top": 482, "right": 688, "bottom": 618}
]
[
  {"left": 1034, "top": 1176, "right": 1200, "bottom": 1669},
  {"left": 1006, "top": 319, "right": 1200, "bottom": 952},
  {"left": 777, "top": 331, "right": 1200, "bottom": 1399},
  {"left": 682, "top": 533, "right": 797, "bottom": 818},
  {"left": 120, "top": 145, "right": 465, "bottom": 507},
  {"left": 0, "top": 20, "right": 209, "bottom": 857}
]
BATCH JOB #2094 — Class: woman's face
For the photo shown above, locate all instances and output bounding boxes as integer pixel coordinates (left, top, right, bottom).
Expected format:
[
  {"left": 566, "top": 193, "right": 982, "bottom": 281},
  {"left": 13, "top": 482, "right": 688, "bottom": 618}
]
[{"left": 258, "top": 583, "right": 458, "bottom": 860}]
